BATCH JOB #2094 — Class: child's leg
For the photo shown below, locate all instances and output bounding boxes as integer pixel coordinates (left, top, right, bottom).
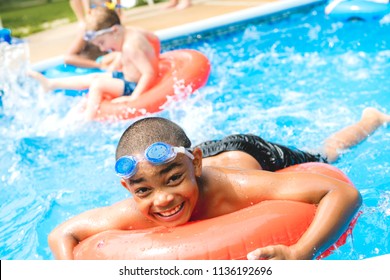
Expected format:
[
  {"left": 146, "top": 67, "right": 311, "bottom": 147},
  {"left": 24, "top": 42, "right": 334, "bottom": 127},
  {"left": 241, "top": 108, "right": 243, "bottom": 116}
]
[
  {"left": 28, "top": 71, "right": 110, "bottom": 92},
  {"left": 84, "top": 76, "right": 125, "bottom": 120},
  {"left": 163, "top": 0, "right": 179, "bottom": 8},
  {"left": 70, "top": 0, "right": 86, "bottom": 24},
  {"left": 323, "top": 108, "right": 390, "bottom": 162},
  {"left": 176, "top": 0, "right": 191, "bottom": 9}
]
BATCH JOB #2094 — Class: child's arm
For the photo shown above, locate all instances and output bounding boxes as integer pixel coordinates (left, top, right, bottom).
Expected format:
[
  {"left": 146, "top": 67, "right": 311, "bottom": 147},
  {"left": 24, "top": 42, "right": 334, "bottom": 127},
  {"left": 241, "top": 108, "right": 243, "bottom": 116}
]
[
  {"left": 64, "top": 33, "right": 102, "bottom": 69},
  {"left": 241, "top": 171, "right": 362, "bottom": 260},
  {"left": 121, "top": 35, "right": 159, "bottom": 100},
  {"left": 101, "top": 52, "right": 122, "bottom": 72},
  {"left": 48, "top": 198, "right": 151, "bottom": 259},
  {"left": 64, "top": 54, "right": 102, "bottom": 69}
]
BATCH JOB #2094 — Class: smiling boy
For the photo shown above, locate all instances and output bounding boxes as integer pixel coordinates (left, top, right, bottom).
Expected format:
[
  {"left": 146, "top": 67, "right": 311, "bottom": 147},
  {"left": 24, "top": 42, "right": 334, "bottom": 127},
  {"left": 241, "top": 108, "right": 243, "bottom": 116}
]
[{"left": 48, "top": 108, "right": 390, "bottom": 260}]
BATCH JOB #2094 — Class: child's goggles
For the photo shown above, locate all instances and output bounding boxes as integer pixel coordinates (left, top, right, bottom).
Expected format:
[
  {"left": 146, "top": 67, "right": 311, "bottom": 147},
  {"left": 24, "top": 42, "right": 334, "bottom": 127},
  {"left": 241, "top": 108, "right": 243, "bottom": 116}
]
[
  {"left": 115, "top": 142, "right": 194, "bottom": 179},
  {"left": 84, "top": 26, "right": 116, "bottom": 41}
]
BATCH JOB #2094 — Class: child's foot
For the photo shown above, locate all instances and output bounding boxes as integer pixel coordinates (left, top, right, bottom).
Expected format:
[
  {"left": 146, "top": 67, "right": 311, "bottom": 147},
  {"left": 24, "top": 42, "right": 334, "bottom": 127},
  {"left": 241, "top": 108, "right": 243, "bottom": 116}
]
[
  {"left": 362, "top": 107, "right": 390, "bottom": 125},
  {"left": 27, "top": 70, "right": 53, "bottom": 92}
]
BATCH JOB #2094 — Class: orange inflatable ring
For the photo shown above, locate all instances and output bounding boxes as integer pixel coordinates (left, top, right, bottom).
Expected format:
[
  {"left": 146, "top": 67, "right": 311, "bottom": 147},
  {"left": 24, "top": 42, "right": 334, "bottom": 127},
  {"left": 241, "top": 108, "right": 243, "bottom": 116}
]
[
  {"left": 96, "top": 49, "right": 210, "bottom": 121},
  {"left": 73, "top": 162, "right": 358, "bottom": 260}
]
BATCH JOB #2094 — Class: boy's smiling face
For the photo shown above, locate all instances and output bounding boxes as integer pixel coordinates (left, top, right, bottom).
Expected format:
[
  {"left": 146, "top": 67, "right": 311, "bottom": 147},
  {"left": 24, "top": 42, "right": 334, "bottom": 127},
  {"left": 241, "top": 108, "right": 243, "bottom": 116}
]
[{"left": 121, "top": 148, "right": 203, "bottom": 227}]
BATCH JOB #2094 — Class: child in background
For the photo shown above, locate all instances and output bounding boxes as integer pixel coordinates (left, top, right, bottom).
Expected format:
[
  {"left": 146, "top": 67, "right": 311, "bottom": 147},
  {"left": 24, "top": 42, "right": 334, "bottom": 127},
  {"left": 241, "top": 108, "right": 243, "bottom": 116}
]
[
  {"left": 70, "top": 0, "right": 122, "bottom": 26},
  {"left": 30, "top": 7, "right": 160, "bottom": 121},
  {"left": 66, "top": 1, "right": 122, "bottom": 69}
]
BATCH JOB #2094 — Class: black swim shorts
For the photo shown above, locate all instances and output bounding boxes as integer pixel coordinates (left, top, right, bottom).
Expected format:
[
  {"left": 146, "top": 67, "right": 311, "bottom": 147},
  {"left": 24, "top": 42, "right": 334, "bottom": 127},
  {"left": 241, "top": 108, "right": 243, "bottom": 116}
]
[{"left": 193, "top": 134, "right": 327, "bottom": 171}]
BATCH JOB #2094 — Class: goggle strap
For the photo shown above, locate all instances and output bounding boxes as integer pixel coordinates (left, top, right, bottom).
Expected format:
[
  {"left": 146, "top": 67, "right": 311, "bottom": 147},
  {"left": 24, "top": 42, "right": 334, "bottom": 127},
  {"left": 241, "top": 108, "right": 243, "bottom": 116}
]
[
  {"left": 84, "top": 25, "right": 116, "bottom": 41},
  {"left": 174, "top": 147, "right": 194, "bottom": 160}
]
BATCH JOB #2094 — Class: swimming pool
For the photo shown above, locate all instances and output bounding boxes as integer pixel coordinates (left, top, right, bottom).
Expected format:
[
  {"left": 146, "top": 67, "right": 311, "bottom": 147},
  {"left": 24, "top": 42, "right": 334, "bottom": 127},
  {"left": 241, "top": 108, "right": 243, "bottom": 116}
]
[{"left": 1, "top": 1, "right": 390, "bottom": 260}]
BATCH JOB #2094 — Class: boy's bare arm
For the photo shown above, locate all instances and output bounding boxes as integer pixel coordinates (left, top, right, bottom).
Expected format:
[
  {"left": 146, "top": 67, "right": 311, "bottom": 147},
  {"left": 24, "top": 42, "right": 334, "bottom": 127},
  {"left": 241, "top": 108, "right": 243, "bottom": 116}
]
[
  {"left": 102, "top": 52, "right": 122, "bottom": 72},
  {"left": 233, "top": 170, "right": 362, "bottom": 259},
  {"left": 122, "top": 37, "right": 159, "bottom": 99},
  {"left": 48, "top": 198, "right": 147, "bottom": 260},
  {"left": 289, "top": 173, "right": 361, "bottom": 259}
]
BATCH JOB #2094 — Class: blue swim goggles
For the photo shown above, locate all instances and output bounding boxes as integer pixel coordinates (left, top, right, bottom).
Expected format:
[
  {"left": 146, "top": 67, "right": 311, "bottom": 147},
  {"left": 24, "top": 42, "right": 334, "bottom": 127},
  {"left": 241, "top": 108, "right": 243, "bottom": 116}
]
[
  {"left": 115, "top": 142, "right": 194, "bottom": 179},
  {"left": 83, "top": 25, "right": 116, "bottom": 41}
]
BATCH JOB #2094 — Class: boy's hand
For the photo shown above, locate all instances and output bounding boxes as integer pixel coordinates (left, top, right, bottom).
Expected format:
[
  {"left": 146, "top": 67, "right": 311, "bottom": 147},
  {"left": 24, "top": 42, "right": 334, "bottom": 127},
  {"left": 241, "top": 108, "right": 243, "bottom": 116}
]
[{"left": 247, "top": 245, "right": 300, "bottom": 260}]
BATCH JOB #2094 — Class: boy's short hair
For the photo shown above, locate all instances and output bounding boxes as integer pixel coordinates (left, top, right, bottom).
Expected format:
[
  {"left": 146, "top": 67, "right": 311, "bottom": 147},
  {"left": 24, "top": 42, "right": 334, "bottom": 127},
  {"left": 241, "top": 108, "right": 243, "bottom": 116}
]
[
  {"left": 86, "top": 6, "right": 121, "bottom": 31},
  {"left": 116, "top": 117, "right": 192, "bottom": 159}
]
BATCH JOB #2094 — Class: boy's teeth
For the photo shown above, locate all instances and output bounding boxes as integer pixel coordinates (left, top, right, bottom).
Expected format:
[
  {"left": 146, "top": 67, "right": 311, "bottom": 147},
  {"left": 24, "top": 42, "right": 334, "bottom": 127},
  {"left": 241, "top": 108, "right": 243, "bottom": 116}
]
[{"left": 160, "top": 204, "right": 181, "bottom": 217}]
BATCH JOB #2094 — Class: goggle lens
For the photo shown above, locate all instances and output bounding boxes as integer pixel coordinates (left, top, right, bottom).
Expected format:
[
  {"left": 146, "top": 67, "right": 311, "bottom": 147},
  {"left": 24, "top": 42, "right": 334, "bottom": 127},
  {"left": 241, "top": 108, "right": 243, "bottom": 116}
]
[
  {"left": 115, "top": 156, "right": 137, "bottom": 179},
  {"left": 145, "top": 142, "right": 175, "bottom": 165}
]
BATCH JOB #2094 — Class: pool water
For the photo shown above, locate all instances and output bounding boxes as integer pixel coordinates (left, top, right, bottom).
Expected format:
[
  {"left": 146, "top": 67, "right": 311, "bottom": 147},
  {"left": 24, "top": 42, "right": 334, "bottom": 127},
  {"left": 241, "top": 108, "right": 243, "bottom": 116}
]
[{"left": 1, "top": 3, "right": 390, "bottom": 260}]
